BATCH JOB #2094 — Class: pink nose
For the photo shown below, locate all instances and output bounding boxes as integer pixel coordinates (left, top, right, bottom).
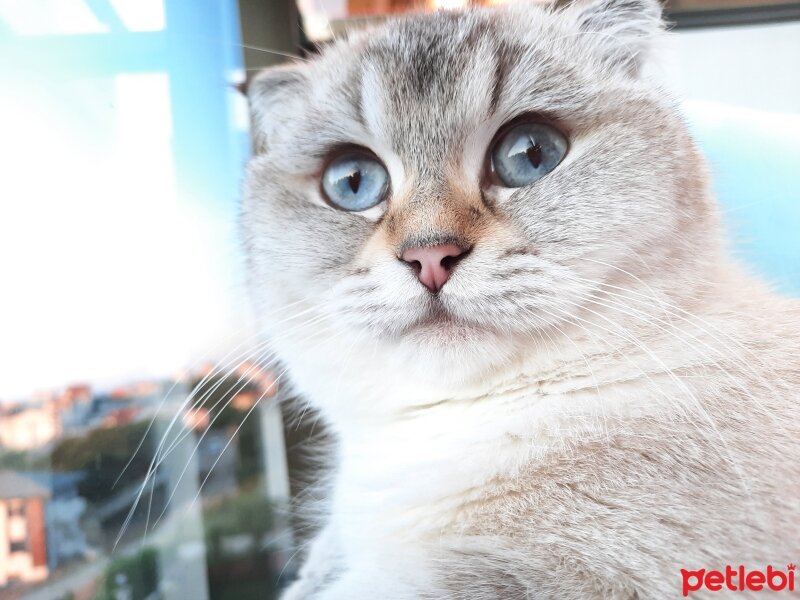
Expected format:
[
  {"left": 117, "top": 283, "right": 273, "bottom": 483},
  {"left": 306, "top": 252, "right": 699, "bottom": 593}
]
[{"left": 400, "top": 243, "right": 469, "bottom": 292}]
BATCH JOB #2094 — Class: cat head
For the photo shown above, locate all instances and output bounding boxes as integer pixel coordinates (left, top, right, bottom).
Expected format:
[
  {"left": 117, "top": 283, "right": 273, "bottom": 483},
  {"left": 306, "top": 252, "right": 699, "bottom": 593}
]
[{"left": 242, "top": 0, "right": 717, "bottom": 394}]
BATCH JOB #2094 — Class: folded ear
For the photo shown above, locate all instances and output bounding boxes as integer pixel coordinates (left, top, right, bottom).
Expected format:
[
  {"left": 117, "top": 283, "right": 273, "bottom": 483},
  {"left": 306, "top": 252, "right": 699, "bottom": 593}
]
[
  {"left": 245, "top": 64, "right": 307, "bottom": 153},
  {"left": 562, "top": 0, "right": 664, "bottom": 75}
]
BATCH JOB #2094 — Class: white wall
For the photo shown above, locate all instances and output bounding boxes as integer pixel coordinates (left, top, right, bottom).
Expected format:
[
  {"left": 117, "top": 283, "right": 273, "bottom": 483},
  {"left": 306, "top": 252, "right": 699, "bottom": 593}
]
[{"left": 664, "top": 21, "right": 800, "bottom": 114}]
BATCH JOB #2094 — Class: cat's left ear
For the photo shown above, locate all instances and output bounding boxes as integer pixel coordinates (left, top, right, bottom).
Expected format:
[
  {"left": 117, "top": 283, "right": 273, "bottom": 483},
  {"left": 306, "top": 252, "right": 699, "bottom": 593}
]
[{"left": 561, "top": 0, "right": 664, "bottom": 75}]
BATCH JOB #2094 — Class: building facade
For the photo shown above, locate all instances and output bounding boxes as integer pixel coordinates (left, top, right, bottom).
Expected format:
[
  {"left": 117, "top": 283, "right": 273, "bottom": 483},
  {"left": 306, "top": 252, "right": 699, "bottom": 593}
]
[{"left": 0, "top": 471, "right": 49, "bottom": 587}]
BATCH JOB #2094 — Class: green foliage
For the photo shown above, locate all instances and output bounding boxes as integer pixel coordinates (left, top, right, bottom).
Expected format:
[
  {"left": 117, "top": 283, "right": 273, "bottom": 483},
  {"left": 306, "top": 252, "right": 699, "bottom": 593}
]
[
  {"left": 50, "top": 421, "right": 153, "bottom": 503},
  {"left": 0, "top": 449, "right": 49, "bottom": 471},
  {"left": 234, "top": 417, "right": 261, "bottom": 486},
  {"left": 203, "top": 486, "right": 274, "bottom": 564},
  {"left": 94, "top": 547, "right": 159, "bottom": 600},
  {"left": 208, "top": 578, "right": 276, "bottom": 600},
  {"left": 203, "top": 487, "right": 280, "bottom": 600}
]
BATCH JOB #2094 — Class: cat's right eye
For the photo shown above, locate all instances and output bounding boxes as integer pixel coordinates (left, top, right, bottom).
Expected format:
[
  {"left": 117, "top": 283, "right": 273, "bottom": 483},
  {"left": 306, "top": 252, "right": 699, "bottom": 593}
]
[{"left": 321, "top": 150, "right": 389, "bottom": 212}]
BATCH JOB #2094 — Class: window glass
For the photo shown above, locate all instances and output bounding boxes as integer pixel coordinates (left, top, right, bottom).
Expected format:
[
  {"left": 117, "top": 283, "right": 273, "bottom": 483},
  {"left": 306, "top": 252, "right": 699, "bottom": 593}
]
[
  {"left": 0, "top": 2, "right": 293, "bottom": 599},
  {"left": 8, "top": 502, "right": 27, "bottom": 518},
  {"left": 668, "top": 0, "right": 798, "bottom": 12}
]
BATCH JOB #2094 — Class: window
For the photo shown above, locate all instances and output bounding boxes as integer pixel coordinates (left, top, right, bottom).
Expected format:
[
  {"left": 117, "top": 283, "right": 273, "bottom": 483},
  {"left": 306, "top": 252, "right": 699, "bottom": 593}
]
[
  {"left": 667, "top": 0, "right": 800, "bottom": 28},
  {"left": 0, "top": 1, "right": 290, "bottom": 598}
]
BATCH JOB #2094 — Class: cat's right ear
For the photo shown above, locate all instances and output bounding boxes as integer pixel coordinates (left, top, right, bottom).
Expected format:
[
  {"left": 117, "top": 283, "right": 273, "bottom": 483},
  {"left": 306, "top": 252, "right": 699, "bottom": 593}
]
[
  {"left": 560, "top": 0, "right": 665, "bottom": 76},
  {"left": 243, "top": 65, "right": 307, "bottom": 153}
]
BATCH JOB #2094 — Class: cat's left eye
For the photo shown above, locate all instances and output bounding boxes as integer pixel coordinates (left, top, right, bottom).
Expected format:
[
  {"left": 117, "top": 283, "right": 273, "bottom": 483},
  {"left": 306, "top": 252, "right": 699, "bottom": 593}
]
[
  {"left": 321, "top": 150, "right": 389, "bottom": 212},
  {"left": 489, "top": 122, "right": 568, "bottom": 188}
]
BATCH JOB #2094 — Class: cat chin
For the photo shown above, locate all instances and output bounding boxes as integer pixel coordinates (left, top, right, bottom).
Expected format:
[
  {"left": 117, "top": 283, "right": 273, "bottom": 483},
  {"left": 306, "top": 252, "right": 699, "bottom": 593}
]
[
  {"left": 404, "top": 317, "right": 492, "bottom": 344},
  {"left": 392, "top": 321, "right": 522, "bottom": 387}
]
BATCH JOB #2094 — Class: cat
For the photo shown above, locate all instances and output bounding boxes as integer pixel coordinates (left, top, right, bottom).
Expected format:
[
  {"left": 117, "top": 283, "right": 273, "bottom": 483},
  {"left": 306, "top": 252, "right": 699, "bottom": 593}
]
[{"left": 241, "top": 0, "right": 800, "bottom": 598}]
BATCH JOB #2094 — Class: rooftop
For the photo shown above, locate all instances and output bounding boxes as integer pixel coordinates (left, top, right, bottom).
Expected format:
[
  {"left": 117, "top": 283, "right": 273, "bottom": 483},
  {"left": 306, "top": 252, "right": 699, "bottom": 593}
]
[{"left": 0, "top": 470, "right": 51, "bottom": 500}]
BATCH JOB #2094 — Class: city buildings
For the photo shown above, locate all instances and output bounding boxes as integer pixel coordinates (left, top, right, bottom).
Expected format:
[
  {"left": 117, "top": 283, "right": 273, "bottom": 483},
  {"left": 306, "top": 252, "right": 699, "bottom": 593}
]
[
  {"left": 0, "top": 404, "right": 60, "bottom": 451},
  {"left": 0, "top": 471, "right": 50, "bottom": 586}
]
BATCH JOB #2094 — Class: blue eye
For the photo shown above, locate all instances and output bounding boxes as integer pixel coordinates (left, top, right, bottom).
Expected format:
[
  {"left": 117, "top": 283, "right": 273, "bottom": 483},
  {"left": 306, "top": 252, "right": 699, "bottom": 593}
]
[
  {"left": 490, "top": 122, "right": 568, "bottom": 188},
  {"left": 321, "top": 151, "right": 389, "bottom": 211}
]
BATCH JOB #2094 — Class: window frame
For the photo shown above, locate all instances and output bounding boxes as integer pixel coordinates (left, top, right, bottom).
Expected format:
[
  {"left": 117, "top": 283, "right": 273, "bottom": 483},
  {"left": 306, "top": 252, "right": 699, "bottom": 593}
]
[{"left": 667, "top": 1, "right": 800, "bottom": 29}]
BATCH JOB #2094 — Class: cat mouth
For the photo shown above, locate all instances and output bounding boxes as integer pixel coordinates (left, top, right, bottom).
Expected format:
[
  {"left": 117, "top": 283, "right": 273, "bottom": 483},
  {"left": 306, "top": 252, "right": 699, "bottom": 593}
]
[
  {"left": 412, "top": 302, "right": 458, "bottom": 326},
  {"left": 405, "top": 303, "right": 484, "bottom": 336}
]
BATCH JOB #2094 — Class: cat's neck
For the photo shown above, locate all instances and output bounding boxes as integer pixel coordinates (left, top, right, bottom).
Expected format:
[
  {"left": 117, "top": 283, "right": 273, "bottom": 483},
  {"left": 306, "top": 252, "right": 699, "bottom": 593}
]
[
  {"left": 299, "top": 260, "right": 777, "bottom": 547},
  {"left": 327, "top": 333, "right": 695, "bottom": 546}
]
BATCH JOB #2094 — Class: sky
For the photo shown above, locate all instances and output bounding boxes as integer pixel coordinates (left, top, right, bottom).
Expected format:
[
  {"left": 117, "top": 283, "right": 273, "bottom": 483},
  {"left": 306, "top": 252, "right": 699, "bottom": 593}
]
[{"left": 0, "top": 0, "right": 252, "bottom": 401}]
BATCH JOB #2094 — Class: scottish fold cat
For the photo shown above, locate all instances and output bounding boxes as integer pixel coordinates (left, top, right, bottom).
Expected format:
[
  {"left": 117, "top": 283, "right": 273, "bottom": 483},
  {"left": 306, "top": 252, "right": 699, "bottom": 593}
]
[{"left": 242, "top": 1, "right": 800, "bottom": 597}]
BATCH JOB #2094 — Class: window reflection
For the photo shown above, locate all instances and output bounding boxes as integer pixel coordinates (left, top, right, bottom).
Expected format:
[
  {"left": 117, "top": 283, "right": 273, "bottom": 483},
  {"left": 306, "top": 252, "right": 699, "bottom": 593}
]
[{"left": 0, "top": 1, "right": 290, "bottom": 599}]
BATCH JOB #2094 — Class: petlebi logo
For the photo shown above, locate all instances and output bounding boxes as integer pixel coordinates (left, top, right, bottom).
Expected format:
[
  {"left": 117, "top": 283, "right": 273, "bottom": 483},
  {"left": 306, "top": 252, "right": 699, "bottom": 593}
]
[{"left": 681, "top": 564, "right": 796, "bottom": 596}]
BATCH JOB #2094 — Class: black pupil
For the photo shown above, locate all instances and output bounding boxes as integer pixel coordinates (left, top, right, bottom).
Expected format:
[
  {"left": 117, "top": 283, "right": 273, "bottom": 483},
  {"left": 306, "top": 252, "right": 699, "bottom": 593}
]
[
  {"left": 525, "top": 138, "right": 542, "bottom": 169},
  {"left": 348, "top": 169, "right": 361, "bottom": 194}
]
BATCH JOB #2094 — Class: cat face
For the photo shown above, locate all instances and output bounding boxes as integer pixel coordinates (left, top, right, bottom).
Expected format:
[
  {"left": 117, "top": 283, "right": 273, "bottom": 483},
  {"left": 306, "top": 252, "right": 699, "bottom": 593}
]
[{"left": 243, "top": 0, "right": 716, "bottom": 387}]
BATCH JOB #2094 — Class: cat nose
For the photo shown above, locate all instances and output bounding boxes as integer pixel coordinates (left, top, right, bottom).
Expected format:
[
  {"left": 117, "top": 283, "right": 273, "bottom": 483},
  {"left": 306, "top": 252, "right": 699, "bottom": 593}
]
[{"left": 400, "top": 243, "right": 469, "bottom": 293}]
